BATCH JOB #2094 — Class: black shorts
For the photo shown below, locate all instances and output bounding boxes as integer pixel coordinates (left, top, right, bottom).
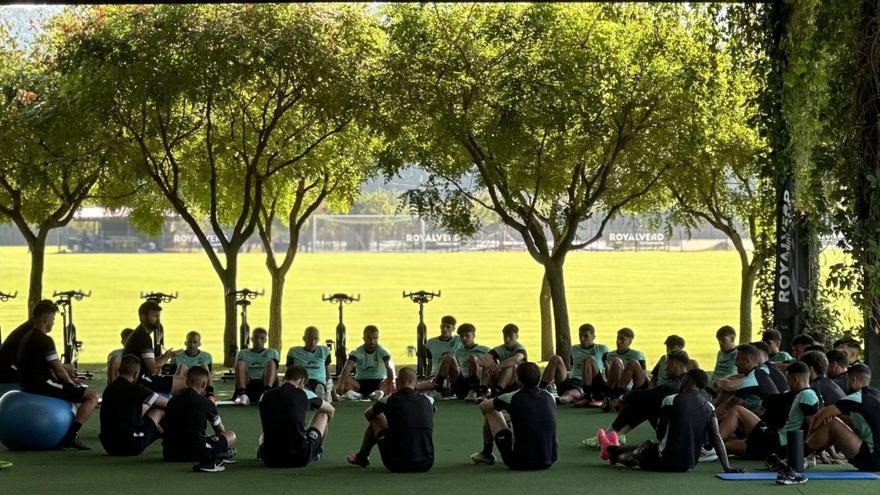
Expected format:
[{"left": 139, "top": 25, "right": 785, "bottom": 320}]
[
  {"left": 376, "top": 430, "right": 433, "bottom": 473},
  {"left": 261, "top": 427, "right": 323, "bottom": 468},
  {"left": 307, "top": 379, "right": 326, "bottom": 393},
  {"left": 744, "top": 421, "right": 781, "bottom": 460},
  {"left": 589, "top": 374, "right": 608, "bottom": 399},
  {"left": 100, "top": 418, "right": 160, "bottom": 456},
  {"left": 851, "top": 443, "right": 880, "bottom": 472},
  {"left": 634, "top": 441, "right": 689, "bottom": 472},
  {"left": 356, "top": 378, "right": 383, "bottom": 396},
  {"left": 452, "top": 375, "right": 477, "bottom": 399},
  {"left": 494, "top": 429, "right": 552, "bottom": 471},
  {"left": 204, "top": 435, "right": 229, "bottom": 462},
  {"left": 558, "top": 378, "right": 584, "bottom": 397},
  {"left": 245, "top": 379, "right": 277, "bottom": 402},
  {"left": 23, "top": 380, "right": 87, "bottom": 403},
  {"left": 139, "top": 374, "right": 173, "bottom": 395}
]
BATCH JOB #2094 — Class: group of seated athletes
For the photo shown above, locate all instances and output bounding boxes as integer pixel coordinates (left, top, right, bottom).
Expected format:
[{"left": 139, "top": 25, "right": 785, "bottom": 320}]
[{"left": 0, "top": 299, "right": 877, "bottom": 479}]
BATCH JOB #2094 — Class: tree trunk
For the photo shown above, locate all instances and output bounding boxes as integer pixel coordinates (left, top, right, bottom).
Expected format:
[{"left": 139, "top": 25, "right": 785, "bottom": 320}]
[
  {"left": 540, "top": 273, "right": 553, "bottom": 361},
  {"left": 739, "top": 264, "right": 758, "bottom": 344},
  {"left": 222, "top": 252, "right": 238, "bottom": 367},
  {"left": 544, "top": 260, "right": 571, "bottom": 364},
  {"left": 27, "top": 232, "right": 48, "bottom": 316},
  {"left": 268, "top": 270, "right": 284, "bottom": 352}
]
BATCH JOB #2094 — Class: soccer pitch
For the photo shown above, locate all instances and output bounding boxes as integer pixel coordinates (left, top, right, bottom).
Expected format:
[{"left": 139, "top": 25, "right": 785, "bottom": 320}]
[{"left": 0, "top": 246, "right": 848, "bottom": 369}]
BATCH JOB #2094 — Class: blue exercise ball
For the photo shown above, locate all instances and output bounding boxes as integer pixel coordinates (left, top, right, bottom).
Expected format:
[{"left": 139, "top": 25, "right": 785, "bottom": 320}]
[{"left": 0, "top": 390, "right": 74, "bottom": 450}]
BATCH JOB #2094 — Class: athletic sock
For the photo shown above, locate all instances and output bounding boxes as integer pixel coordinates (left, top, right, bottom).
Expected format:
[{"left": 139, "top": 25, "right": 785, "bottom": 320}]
[{"left": 481, "top": 423, "right": 494, "bottom": 456}]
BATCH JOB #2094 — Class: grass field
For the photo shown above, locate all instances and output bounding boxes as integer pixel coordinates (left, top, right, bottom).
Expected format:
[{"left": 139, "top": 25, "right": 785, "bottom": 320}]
[
  {"left": 0, "top": 246, "right": 857, "bottom": 369},
  {"left": 0, "top": 374, "right": 872, "bottom": 495}
]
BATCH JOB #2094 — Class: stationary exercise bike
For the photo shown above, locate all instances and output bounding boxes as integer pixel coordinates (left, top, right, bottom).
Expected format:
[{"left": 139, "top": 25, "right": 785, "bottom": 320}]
[
  {"left": 221, "top": 288, "right": 263, "bottom": 381},
  {"left": 0, "top": 291, "right": 17, "bottom": 344},
  {"left": 322, "top": 293, "right": 360, "bottom": 378},
  {"left": 141, "top": 291, "right": 178, "bottom": 374},
  {"left": 403, "top": 290, "right": 441, "bottom": 379},
  {"left": 53, "top": 290, "right": 93, "bottom": 380}
]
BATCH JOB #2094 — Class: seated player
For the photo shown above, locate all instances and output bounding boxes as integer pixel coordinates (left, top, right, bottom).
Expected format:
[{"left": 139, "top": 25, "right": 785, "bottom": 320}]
[
  {"left": 477, "top": 323, "right": 527, "bottom": 401},
  {"left": 752, "top": 341, "right": 789, "bottom": 392},
  {"left": 258, "top": 365, "right": 335, "bottom": 468},
  {"left": 762, "top": 329, "right": 794, "bottom": 364},
  {"left": 807, "top": 331, "right": 827, "bottom": 348},
  {"left": 162, "top": 366, "right": 237, "bottom": 472},
  {"left": 800, "top": 350, "right": 845, "bottom": 405},
  {"left": 650, "top": 335, "right": 686, "bottom": 388},
  {"left": 233, "top": 327, "right": 280, "bottom": 405},
  {"left": 602, "top": 327, "right": 647, "bottom": 411},
  {"left": 790, "top": 334, "right": 815, "bottom": 360},
  {"left": 439, "top": 323, "right": 489, "bottom": 401},
  {"left": 714, "top": 344, "right": 779, "bottom": 415},
  {"left": 826, "top": 349, "right": 849, "bottom": 391},
  {"left": 106, "top": 328, "right": 134, "bottom": 383},
  {"left": 833, "top": 337, "right": 862, "bottom": 366},
  {"left": 170, "top": 331, "right": 215, "bottom": 401},
  {"left": 16, "top": 300, "right": 99, "bottom": 450},
  {"left": 336, "top": 325, "right": 395, "bottom": 401},
  {"left": 346, "top": 367, "right": 434, "bottom": 472},
  {"left": 0, "top": 305, "right": 41, "bottom": 384},
  {"left": 709, "top": 325, "right": 738, "bottom": 391},
  {"left": 416, "top": 315, "right": 460, "bottom": 397},
  {"left": 471, "top": 362, "right": 557, "bottom": 470},
  {"left": 720, "top": 362, "right": 819, "bottom": 463},
  {"left": 100, "top": 355, "right": 168, "bottom": 456},
  {"left": 542, "top": 323, "right": 609, "bottom": 407},
  {"left": 805, "top": 364, "right": 880, "bottom": 472},
  {"left": 603, "top": 369, "right": 742, "bottom": 474},
  {"left": 285, "top": 326, "right": 332, "bottom": 399},
  {"left": 584, "top": 350, "right": 691, "bottom": 448},
  {"left": 123, "top": 301, "right": 184, "bottom": 395}
]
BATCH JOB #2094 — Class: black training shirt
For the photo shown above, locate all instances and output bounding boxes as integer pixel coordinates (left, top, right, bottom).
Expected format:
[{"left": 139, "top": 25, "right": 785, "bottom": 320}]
[
  {"left": 259, "top": 383, "right": 323, "bottom": 460},
  {"left": 811, "top": 376, "right": 845, "bottom": 405},
  {"left": 656, "top": 391, "right": 715, "bottom": 470},
  {"left": 370, "top": 388, "right": 435, "bottom": 465},
  {"left": 123, "top": 325, "right": 155, "bottom": 377},
  {"left": 161, "top": 388, "right": 221, "bottom": 461},
  {"left": 0, "top": 321, "right": 32, "bottom": 378},
  {"left": 493, "top": 387, "right": 558, "bottom": 468},
  {"left": 100, "top": 378, "right": 159, "bottom": 442},
  {"left": 16, "top": 329, "right": 58, "bottom": 389}
]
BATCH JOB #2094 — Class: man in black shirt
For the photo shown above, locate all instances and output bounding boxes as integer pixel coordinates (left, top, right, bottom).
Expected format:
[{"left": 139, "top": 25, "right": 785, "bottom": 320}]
[
  {"left": 826, "top": 349, "right": 849, "bottom": 391},
  {"left": 715, "top": 344, "right": 779, "bottom": 414},
  {"left": 471, "top": 362, "right": 557, "bottom": 470},
  {"left": 258, "top": 365, "right": 336, "bottom": 468},
  {"left": 161, "top": 366, "right": 237, "bottom": 473},
  {"left": 0, "top": 319, "right": 32, "bottom": 383},
  {"left": 806, "top": 364, "right": 880, "bottom": 471},
  {"left": 123, "top": 301, "right": 183, "bottom": 395},
  {"left": 346, "top": 367, "right": 435, "bottom": 472},
  {"left": 16, "top": 300, "right": 98, "bottom": 450},
  {"left": 751, "top": 341, "right": 789, "bottom": 393},
  {"left": 801, "top": 351, "right": 845, "bottom": 405},
  {"left": 100, "top": 355, "right": 168, "bottom": 456},
  {"left": 605, "top": 369, "right": 742, "bottom": 473}
]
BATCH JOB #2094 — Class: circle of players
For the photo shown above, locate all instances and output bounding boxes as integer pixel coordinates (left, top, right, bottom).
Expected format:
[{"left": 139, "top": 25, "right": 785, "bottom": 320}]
[{"left": 0, "top": 299, "right": 876, "bottom": 480}]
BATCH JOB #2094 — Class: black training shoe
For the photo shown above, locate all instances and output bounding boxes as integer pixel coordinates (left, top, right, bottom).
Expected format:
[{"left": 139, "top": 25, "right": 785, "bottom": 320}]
[
  {"left": 193, "top": 461, "right": 226, "bottom": 473},
  {"left": 775, "top": 466, "right": 807, "bottom": 485},
  {"left": 217, "top": 448, "right": 237, "bottom": 464},
  {"left": 61, "top": 435, "right": 91, "bottom": 451}
]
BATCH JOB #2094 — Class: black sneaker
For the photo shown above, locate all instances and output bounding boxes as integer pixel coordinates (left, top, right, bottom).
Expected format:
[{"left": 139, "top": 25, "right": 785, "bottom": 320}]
[
  {"left": 61, "top": 435, "right": 90, "bottom": 451},
  {"left": 193, "top": 461, "right": 226, "bottom": 473},
  {"left": 775, "top": 466, "right": 807, "bottom": 485},
  {"left": 217, "top": 448, "right": 237, "bottom": 464},
  {"left": 765, "top": 453, "right": 786, "bottom": 472}
]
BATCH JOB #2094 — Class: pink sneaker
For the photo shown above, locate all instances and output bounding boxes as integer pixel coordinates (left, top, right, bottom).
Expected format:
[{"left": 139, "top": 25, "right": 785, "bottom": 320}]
[
  {"left": 598, "top": 428, "right": 611, "bottom": 460},
  {"left": 608, "top": 431, "right": 620, "bottom": 447}
]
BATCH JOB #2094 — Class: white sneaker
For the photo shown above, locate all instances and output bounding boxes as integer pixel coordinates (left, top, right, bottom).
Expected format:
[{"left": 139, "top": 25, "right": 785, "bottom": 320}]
[
  {"left": 698, "top": 447, "right": 717, "bottom": 462},
  {"left": 368, "top": 390, "right": 384, "bottom": 401},
  {"left": 464, "top": 390, "right": 478, "bottom": 402},
  {"left": 546, "top": 384, "right": 558, "bottom": 397},
  {"left": 236, "top": 393, "right": 250, "bottom": 406},
  {"left": 345, "top": 390, "right": 363, "bottom": 401}
]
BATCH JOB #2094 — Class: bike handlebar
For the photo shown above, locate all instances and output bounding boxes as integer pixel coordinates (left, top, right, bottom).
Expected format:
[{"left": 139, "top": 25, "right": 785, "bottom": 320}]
[
  {"left": 53, "top": 290, "right": 92, "bottom": 301},
  {"left": 0, "top": 291, "right": 17, "bottom": 302},
  {"left": 403, "top": 290, "right": 441, "bottom": 303},
  {"left": 141, "top": 291, "right": 179, "bottom": 303},
  {"left": 227, "top": 288, "right": 264, "bottom": 300},
  {"left": 322, "top": 293, "right": 360, "bottom": 304}
]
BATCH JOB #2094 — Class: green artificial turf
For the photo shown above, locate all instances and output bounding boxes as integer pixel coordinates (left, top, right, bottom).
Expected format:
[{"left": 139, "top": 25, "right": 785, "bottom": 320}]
[{"left": 0, "top": 376, "right": 873, "bottom": 494}]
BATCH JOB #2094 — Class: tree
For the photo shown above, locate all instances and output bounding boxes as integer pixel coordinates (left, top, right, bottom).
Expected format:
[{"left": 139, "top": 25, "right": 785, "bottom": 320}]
[
  {"left": 256, "top": 126, "right": 375, "bottom": 351},
  {"left": 380, "top": 3, "right": 714, "bottom": 361},
  {"left": 0, "top": 25, "right": 114, "bottom": 311},
  {"left": 57, "top": 5, "right": 382, "bottom": 364},
  {"left": 666, "top": 7, "right": 773, "bottom": 343}
]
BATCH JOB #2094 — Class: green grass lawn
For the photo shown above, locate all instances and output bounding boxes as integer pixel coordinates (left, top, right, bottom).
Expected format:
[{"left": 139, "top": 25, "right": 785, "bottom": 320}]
[
  {"left": 0, "top": 374, "right": 871, "bottom": 494},
  {"left": 0, "top": 246, "right": 856, "bottom": 369}
]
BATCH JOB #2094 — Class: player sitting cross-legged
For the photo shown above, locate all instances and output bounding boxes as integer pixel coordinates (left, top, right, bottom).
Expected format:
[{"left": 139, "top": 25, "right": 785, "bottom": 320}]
[{"left": 100, "top": 355, "right": 168, "bottom": 456}]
